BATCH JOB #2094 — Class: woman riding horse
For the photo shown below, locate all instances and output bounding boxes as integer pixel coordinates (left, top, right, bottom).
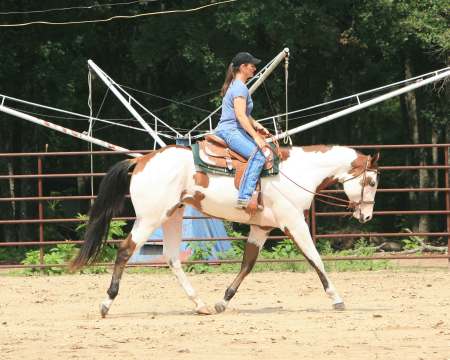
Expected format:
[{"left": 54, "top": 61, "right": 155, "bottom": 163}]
[{"left": 215, "top": 52, "right": 270, "bottom": 210}]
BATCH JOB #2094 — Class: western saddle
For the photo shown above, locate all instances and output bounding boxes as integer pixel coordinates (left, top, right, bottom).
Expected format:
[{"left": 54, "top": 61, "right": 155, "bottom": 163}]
[{"left": 195, "top": 134, "right": 279, "bottom": 215}]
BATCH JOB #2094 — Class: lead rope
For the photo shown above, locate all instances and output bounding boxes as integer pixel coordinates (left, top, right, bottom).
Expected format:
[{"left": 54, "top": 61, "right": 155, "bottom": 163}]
[
  {"left": 283, "top": 54, "right": 292, "bottom": 146},
  {"left": 87, "top": 68, "right": 95, "bottom": 206}
]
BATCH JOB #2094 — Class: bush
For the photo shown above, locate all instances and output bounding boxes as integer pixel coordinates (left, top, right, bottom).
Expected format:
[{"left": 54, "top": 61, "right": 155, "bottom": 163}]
[
  {"left": 261, "top": 239, "right": 300, "bottom": 259},
  {"left": 0, "top": 247, "right": 27, "bottom": 264},
  {"left": 186, "top": 241, "right": 214, "bottom": 273},
  {"left": 20, "top": 214, "right": 128, "bottom": 275},
  {"left": 21, "top": 243, "right": 77, "bottom": 275},
  {"left": 73, "top": 213, "right": 126, "bottom": 273}
]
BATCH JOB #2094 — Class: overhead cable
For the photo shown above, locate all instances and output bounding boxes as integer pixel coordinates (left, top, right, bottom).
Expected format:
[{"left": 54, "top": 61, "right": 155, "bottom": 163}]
[
  {"left": 0, "top": 1, "right": 149, "bottom": 15},
  {"left": 120, "top": 84, "right": 213, "bottom": 113},
  {"left": 0, "top": 0, "right": 236, "bottom": 27}
]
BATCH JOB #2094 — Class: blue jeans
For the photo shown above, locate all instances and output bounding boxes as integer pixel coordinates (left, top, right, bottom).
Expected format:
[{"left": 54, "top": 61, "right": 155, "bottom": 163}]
[{"left": 215, "top": 128, "right": 266, "bottom": 201}]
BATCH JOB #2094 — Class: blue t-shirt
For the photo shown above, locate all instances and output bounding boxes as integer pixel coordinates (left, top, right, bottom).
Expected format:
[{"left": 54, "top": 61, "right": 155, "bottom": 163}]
[{"left": 216, "top": 79, "right": 253, "bottom": 131}]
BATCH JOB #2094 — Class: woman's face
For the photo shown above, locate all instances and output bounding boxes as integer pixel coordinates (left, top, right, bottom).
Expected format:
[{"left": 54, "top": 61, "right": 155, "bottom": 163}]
[{"left": 239, "top": 63, "right": 257, "bottom": 79}]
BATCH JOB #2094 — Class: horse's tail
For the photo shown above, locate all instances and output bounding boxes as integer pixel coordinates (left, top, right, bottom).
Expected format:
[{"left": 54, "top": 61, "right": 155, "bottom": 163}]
[{"left": 69, "top": 158, "right": 137, "bottom": 272}]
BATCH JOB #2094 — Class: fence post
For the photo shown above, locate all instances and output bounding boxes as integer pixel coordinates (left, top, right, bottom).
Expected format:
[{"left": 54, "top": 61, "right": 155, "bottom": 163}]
[
  {"left": 445, "top": 146, "right": 450, "bottom": 266},
  {"left": 37, "top": 156, "right": 44, "bottom": 273}
]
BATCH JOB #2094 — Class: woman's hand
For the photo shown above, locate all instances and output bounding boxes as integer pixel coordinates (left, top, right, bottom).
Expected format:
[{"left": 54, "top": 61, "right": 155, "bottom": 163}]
[
  {"left": 254, "top": 134, "right": 267, "bottom": 150},
  {"left": 254, "top": 122, "right": 270, "bottom": 136}
]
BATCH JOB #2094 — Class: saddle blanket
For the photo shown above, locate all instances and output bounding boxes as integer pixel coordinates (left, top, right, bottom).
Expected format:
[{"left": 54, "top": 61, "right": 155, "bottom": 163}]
[{"left": 191, "top": 142, "right": 280, "bottom": 178}]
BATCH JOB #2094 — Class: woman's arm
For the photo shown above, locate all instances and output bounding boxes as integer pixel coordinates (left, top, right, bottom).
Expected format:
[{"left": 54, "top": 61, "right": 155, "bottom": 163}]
[
  {"left": 250, "top": 116, "right": 270, "bottom": 135},
  {"left": 234, "top": 97, "right": 267, "bottom": 149}
]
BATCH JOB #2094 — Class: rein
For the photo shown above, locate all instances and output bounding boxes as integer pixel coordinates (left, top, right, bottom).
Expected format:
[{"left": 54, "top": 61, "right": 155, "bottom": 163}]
[
  {"left": 279, "top": 169, "right": 355, "bottom": 209},
  {"left": 277, "top": 152, "right": 378, "bottom": 210},
  {"left": 261, "top": 141, "right": 356, "bottom": 209}
]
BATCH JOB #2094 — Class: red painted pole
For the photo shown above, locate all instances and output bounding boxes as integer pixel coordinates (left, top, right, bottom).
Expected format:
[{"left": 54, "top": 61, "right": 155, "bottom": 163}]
[
  {"left": 445, "top": 146, "right": 450, "bottom": 266},
  {"left": 38, "top": 157, "right": 44, "bottom": 273}
]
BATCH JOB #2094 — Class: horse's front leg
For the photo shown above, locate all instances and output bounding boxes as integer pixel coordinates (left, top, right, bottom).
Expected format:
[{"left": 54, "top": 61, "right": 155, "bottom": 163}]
[
  {"left": 284, "top": 217, "right": 345, "bottom": 310},
  {"left": 215, "top": 225, "right": 270, "bottom": 313}
]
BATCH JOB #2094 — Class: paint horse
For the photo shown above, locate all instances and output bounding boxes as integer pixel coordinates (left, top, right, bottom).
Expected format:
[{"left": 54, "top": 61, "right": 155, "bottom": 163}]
[{"left": 70, "top": 143, "right": 380, "bottom": 316}]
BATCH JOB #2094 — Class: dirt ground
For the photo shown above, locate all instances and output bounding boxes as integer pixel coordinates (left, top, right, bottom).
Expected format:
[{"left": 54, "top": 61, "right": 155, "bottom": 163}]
[{"left": 1, "top": 269, "right": 449, "bottom": 360}]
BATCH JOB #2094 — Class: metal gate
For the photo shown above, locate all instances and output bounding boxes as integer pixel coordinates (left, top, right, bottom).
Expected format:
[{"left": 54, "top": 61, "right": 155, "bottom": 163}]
[{"left": 0, "top": 143, "right": 449, "bottom": 269}]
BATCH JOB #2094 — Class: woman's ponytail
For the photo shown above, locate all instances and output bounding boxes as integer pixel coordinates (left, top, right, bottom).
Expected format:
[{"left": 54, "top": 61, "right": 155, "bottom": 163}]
[{"left": 221, "top": 63, "right": 237, "bottom": 97}]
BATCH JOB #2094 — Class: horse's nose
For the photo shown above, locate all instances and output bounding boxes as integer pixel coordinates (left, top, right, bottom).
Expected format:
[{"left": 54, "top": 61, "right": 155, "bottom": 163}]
[{"left": 359, "top": 214, "right": 372, "bottom": 223}]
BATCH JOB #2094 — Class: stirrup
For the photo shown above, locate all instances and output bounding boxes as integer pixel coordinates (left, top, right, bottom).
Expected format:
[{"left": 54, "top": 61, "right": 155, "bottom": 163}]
[{"left": 235, "top": 199, "right": 250, "bottom": 209}]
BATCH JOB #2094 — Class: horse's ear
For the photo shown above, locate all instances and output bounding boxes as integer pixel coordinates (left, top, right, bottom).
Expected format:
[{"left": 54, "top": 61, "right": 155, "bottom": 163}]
[{"left": 370, "top": 152, "right": 380, "bottom": 168}]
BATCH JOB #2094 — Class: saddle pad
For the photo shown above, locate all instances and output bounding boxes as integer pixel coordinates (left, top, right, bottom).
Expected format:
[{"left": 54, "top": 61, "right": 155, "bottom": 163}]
[{"left": 191, "top": 143, "right": 280, "bottom": 178}]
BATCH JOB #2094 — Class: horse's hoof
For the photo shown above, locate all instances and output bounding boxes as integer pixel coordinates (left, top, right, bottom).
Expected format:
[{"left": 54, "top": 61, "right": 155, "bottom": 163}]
[
  {"left": 196, "top": 305, "right": 212, "bottom": 315},
  {"left": 333, "top": 302, "right": 346, "bottom": 311},
  {"left": 100, "top": 304, "right": 110, "bottom": 318},
  {"left": 214, "top": 301, "right": 227, "bottom": 314}
]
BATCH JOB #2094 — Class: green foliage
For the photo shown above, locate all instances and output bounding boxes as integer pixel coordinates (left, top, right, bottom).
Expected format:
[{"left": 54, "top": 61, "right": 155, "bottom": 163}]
[
  {"left": 325, "top": 239, "right": 392, "bottom": 272},
  {"left": 19, "top": 214, "right": 127, "bottom": 275},
  {"left": 217, "top": 230, "right": 246, "bottom": 260},
  {"left": 0, "top": 247, "right": 27, "bottom": 264},
  {"left": 74, "top": 213, "right": 126, "bottom": 274},
  {"left": 261, "top": 239, "right": 300, "bottom": 259},
  {"left": 43, "top": 196, "right": 68, "bottom": 241},
  {"left": 21, "top": 243, "right": 77, "bottom": 275},
  {"left": 186, "top": 241, "right": 215, "bottom": 273},
  {"left": 401, "top": 230, "right": 424, "bottom": 250},
  {"left": 75, "top": 213, "right": 126, "bottom": 240},
  {"left": 316, "top": 239, "right": 334, "bottom": 256},
  {"left": 228, "top": 230, "right": 246, "bottom": 256}
]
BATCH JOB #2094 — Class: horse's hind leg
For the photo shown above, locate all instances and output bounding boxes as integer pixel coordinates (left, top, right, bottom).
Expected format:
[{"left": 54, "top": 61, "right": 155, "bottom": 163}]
[
  {"left": 215, "top": 225, "right": 269, "bottom": 313},
  {"left": 162, "top": 207, "right": 211, "bottom": 315},
  {"left": 100, "top": 234, "right": 135, "bottom": 317},
  {"left": 100, "top": 219, "right": 158, "bottom": 317}
]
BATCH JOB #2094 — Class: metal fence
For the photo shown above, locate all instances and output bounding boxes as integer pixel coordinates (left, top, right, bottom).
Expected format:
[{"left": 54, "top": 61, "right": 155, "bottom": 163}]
[{"left": 0, "top": 144, "right": 449, "bottom": 269}]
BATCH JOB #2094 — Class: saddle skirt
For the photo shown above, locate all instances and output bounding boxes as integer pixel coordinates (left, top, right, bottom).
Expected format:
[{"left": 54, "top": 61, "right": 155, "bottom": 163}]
[{"left": 192, "top": 134, "right": 280, "bottom": 189}]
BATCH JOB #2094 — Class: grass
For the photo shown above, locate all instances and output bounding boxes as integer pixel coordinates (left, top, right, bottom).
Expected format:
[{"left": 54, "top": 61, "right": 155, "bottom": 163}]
[{"left": 0, "top": 236, "right": 408, "bottom": 277}]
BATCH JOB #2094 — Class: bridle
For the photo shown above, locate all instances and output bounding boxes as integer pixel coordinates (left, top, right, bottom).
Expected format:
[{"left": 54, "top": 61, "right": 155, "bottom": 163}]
[
  {"left": 262, "top": 135, "right": 379, "bottom": 212},
  {"left": 340, "top": 157, "right": 379, "bottom": 211},
  {"left": 278, "top": 156, "right": 379, "bottom": 211}
]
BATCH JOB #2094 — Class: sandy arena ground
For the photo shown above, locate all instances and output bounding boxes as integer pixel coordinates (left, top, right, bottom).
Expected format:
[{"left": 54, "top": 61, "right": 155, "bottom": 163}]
[{"left": 1, "top": 270, "right": 449, "bottom": 360}]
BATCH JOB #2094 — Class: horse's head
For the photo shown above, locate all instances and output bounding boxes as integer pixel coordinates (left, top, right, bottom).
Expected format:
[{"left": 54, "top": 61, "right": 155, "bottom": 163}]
[{"left": 341, "top": 152, "right": 380, "bottom": 223}]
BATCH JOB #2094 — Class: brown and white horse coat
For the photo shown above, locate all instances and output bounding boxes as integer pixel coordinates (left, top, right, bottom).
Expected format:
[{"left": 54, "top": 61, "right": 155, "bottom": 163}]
[{"left": 70, "top": 144, "right": 379, "bottom": 316}]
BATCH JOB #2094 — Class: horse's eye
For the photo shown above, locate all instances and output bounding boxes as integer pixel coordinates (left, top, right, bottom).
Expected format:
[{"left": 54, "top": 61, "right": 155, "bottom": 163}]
[{"left": 369, "top": 179, "right": 376, "bottom": 187}]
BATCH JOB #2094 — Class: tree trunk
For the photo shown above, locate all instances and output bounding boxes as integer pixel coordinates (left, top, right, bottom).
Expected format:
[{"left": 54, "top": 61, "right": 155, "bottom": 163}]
[
  {"left": 403, "top": 58, "right": 429, "bottom": 233},
  {"left": 0, "top": 115, "right": 18, "bottom": 243}
]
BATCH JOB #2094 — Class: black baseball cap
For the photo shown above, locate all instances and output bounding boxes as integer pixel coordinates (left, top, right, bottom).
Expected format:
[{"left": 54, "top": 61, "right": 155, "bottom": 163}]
[{"left": 231, "top": 52, "right": 261, "bottom": 67}]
